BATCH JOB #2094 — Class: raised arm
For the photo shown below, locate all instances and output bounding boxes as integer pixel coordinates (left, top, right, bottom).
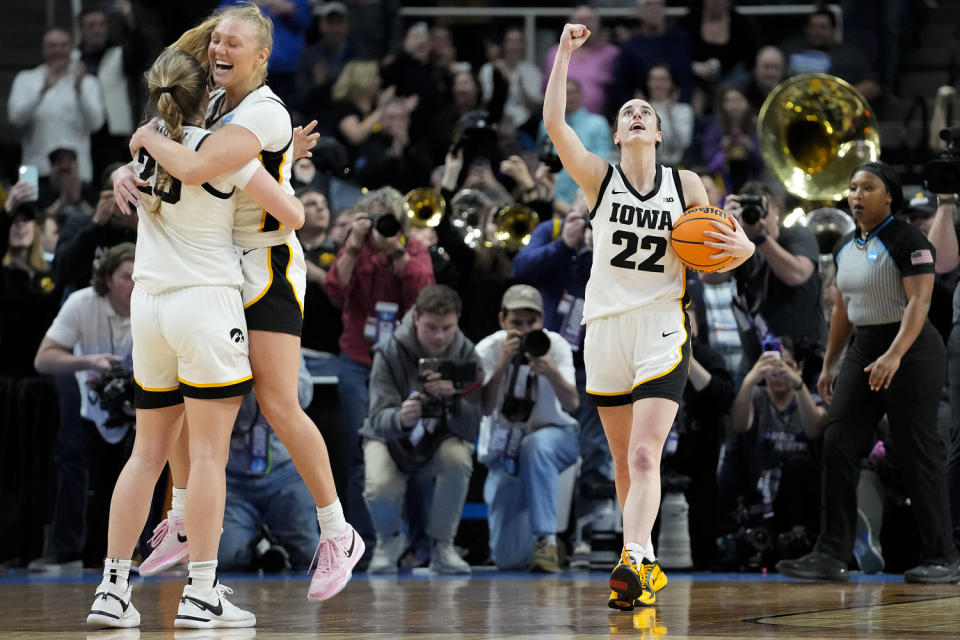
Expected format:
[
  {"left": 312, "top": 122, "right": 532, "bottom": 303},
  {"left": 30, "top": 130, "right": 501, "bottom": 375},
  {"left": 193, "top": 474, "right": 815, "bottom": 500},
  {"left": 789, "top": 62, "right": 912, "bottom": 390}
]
[{"left": 542, "top": 24, "right": 608, "bottom": 204}]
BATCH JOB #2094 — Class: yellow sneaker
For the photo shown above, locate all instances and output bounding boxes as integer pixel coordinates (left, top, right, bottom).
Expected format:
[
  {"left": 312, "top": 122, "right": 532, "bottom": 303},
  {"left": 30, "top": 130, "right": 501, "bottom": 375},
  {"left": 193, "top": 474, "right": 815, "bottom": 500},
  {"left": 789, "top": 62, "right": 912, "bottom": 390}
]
[
  {"left": 608, "top": 550, "right": 655, "bottom": 608},
  {"left": 607, "top": 589, "right": 634, "bottom": 611}
]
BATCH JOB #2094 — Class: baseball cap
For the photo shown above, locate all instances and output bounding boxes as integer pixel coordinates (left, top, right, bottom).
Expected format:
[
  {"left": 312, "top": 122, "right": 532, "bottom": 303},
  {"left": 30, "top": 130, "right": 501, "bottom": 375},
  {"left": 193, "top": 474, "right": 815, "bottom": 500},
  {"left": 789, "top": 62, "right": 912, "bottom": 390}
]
[
  {"left": 317, "top": 1, "right": 348, "bottom": 17},
  {"left": 903, "top": 190, "right": 936, "bottom": 218},
  {"left": 501, "top": 284, "right": 543, "bottom": 315}
]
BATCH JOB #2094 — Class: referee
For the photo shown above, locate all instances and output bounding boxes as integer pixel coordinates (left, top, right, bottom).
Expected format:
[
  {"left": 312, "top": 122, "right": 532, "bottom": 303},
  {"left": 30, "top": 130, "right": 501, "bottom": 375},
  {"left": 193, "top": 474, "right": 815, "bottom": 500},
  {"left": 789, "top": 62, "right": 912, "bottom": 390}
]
[{"left": 777, "top": 162, "right": 959, "bottom": 583}]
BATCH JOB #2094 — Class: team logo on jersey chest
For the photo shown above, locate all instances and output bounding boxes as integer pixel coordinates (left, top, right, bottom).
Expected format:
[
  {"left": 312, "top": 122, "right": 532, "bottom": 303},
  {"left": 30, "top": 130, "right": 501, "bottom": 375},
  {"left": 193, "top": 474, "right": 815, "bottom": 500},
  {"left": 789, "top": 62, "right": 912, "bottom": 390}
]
[{"left": 608, "top": 202, "right": 674, "bottom": 231}]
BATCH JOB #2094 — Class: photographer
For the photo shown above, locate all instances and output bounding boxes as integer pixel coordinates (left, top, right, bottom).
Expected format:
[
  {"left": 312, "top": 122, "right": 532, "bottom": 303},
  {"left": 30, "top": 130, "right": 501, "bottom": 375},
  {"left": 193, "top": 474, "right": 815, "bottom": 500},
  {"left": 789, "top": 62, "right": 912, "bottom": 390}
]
[
  {"left": 719, "top": 336, "right": 824, "bottom": 568},
  {"left": 705, "top": 180, "right": 825, "bottom": 373},
  {"left": 325, "top": 186, "right": 435, "bottom": 553},
  {"left": 361, "top": 285, "right": 480, "bottom": 574},
  {"left": 476, "top": 285, "right": 580, "bottom": 572},
  {"left": 31, "top": 243, "right": 135, "bottom": 569}
]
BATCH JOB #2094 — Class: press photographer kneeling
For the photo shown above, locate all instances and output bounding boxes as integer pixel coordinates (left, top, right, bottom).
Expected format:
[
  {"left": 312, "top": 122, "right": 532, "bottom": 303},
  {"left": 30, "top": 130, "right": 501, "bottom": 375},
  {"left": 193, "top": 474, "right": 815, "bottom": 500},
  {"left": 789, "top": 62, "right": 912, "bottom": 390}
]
[
  {"left": 476, "top": 285, "right": 580, "bottom": 572},
  {"left": 361, "top": 284, "right": 482, "bottom": 574}
]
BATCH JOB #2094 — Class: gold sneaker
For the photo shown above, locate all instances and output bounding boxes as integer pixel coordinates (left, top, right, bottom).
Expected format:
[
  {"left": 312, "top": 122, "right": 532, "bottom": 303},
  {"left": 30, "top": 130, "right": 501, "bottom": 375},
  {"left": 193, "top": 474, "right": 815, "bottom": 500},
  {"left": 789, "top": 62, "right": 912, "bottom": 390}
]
[{"left": 608, "top": 550, "right": 655, "bottom": 609}]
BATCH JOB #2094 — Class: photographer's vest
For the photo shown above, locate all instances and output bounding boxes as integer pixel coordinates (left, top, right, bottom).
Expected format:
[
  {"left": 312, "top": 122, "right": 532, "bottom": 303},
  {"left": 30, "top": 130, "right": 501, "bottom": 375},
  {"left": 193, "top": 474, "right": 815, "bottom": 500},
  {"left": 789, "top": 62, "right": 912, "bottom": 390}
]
[{"left": 584, "top": 163, "right": 687, "bottom": 322}]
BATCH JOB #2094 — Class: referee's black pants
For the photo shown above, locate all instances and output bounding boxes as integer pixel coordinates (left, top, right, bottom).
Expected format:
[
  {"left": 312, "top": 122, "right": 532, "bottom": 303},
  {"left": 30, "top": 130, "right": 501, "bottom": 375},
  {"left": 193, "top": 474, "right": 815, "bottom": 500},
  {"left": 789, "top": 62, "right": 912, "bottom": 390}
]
[{"left": 815, "top": 322, "right": 956, "bottom": 566}]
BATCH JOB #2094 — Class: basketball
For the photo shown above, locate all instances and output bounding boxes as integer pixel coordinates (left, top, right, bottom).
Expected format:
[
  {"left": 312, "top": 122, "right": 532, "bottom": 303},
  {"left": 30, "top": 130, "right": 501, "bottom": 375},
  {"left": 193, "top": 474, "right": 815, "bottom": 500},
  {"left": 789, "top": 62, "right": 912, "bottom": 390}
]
[{"left": 670, "top": 205, "right": 736, "bottom": 273}]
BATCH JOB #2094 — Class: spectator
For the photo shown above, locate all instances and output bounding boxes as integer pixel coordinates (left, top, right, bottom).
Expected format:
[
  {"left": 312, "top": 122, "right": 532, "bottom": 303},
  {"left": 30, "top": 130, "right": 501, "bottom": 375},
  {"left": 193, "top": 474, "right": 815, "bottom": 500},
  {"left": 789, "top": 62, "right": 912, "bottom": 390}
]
[
  {"left": 779, "top": 10, "right": 881, "bottom": 102},
  {"left": 218, "top": 0, "right": 312, "bottom": 105},
  {"left": 325, "top": 186, "right": 435, "bottom": 556},
  {"left": 536, "top": 77, "right": 613, "bottom": 208},
  {"left": 362, "top": 285, "right": 480, "bottom": 574},
  {"left": 353, "top": 98, "right": 433, "bottom": 193},
  {"left": 646, "top": 64, "right": 694, "bottom": 167},
  {"left": 740, "top": 46, "right": 786, "bottom": 113},
  {"left": 432, "top": 70, "right": 505, "bottom": 168},
  {"left": 297, "top": 189, "right": 344, "bottom": 373},
  {"left": 384, "top": 22, "right": 452, "bottom": 148},
  {"left": 297, "top": 1, "right": 367, "bottom": 132},
  {"left": 476, "top": 285, "right": 580, "bottom": 572},
  {"left": 479, "top": 26, "right": 543, "bottom": 139},
  {"left": 541, "top": 5, "right": 620, "bottom": 117},
  {"left": 704, "top": 181, "right": 826, "bottom": 374},
  {"left": 678, "top": 0, "right": 758, "bottom": 114},
  {"left": 78, "top": 2, "right": 147, "bottom": 183},
  {"left": 55, "top": 163, "right": 138, "bottom": 298},
  {"left": 720, "top": 336, "right": 824, "bottom": 566},
  {"left": 0, "top": 199, "right": 59, "bottom": 377},
  {"left": 700, "top": 85, "right": 763, "bottom": 195},
  {"left": 220, "top": 356, "right": 318, "bottom": 570},
  {"left": 8, "top": 28, "right": 105, "bottom": 183},
  {"left": 39, "top": 147, "right": 97, "bottom": 218},
  {"left": 612, "top": 0, "right": 694, "bottom": 108},
  {"left": 341, "top": 0, "right": 402, "bottom": 65},
  {"left": 31, "top": 243, "right": 135, "bottom": 570},
  {"left": 901, "top": 190, "right": 955, "bottom": 342}
]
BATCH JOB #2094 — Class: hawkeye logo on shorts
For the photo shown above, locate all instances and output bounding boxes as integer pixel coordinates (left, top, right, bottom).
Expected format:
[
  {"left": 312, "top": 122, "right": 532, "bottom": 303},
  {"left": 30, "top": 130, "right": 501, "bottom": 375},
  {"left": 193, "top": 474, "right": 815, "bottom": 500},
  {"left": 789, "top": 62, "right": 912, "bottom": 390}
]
[{"left": 230, "top": 328, "right": 245, "bottom": 344}]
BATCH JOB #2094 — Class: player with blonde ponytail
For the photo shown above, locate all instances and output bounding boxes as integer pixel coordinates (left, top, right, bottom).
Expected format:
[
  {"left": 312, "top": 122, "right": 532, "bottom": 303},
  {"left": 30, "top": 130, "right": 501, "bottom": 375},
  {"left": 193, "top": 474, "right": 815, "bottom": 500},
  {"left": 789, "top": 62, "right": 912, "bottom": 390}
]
[
  {"left": 112, "top": 1, "right": 362, "bottom": 603},
  {"left": 87, "top": 47, "right": 304, "bottom": 630}
]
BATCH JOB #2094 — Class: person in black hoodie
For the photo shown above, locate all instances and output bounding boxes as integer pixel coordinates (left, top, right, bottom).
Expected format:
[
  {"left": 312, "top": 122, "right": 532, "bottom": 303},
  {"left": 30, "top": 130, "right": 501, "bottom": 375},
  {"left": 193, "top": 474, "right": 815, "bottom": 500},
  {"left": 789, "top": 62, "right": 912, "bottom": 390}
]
[{"left": 360, "top": 284, "right": 482, "bottom": 575}]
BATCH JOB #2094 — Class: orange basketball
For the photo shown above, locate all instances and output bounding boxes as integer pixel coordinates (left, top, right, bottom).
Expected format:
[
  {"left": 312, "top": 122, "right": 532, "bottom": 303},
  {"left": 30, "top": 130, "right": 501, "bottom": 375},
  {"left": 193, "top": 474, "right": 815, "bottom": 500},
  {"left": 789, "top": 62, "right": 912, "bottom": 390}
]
[{"left": 670, "top": 205, "right": 736, "bottom": 273}]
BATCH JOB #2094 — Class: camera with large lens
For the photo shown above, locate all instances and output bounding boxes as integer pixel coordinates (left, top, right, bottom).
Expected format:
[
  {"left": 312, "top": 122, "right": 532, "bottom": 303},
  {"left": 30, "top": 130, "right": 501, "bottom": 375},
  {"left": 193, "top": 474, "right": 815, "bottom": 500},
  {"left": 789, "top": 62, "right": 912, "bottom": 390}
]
[
  {"left": 736, "top": 195, "right": 767, "bottom": 225},
  {"left": 517, "top": 328, "right": 550, "bottom": 363},
  {"left": 373, "top": 212, "right": 402, "bottom": 238},
  {"left": 925, "top": 127, "right": 960, "bottom": 193},
  {"left": 418, "top": 358, "right": 479, "bottom": 418},
  {"left": 537, "top": 137, "right": 563, "bottom": 173},
  {"left": 88, "top": 361, "right": 135, "bottom": 427},
  {"left": 452, "top": 110, "right": 500, "bottom": 170}
]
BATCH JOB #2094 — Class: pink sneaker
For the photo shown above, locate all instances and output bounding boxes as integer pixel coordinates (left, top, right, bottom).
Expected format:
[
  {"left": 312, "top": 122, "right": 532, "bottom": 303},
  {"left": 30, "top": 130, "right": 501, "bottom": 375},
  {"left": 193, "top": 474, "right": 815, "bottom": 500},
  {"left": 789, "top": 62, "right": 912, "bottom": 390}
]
[
  {"left": 138, "top": 512, "right": 188, "bottom": 576},
  {"left": 306, "top": 525, "right": 364, "bottom": 601}
]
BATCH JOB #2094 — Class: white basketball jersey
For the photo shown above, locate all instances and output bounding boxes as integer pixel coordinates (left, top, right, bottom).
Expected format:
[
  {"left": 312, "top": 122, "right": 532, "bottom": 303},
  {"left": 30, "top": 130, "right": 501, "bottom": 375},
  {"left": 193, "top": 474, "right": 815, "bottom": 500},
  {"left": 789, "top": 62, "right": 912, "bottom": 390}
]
[
  {"left": 132, "top": 126, "right": 259, "bottom": 294},
  {"left": 583, "top": 164, "right": 687, "bottom": 322},
  {"left": 206, "top": 85, "right": 296, "bottom": 249}
]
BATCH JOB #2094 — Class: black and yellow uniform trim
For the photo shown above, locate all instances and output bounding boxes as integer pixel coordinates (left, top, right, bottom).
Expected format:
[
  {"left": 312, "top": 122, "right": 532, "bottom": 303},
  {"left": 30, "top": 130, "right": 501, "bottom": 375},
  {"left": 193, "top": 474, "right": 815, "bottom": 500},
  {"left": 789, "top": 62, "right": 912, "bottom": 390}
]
[
  {"left": 179, "top": 375, "right": 253, "bottom": 400},
  {"left": 588, "top": 304, "right": 691, "bottom": 407},
  {"left": 257, "top": 133, "right": 292, "bottom": 233},
  {"left": 134, "top": 379, "right": 184, "bottom": 409},
  {"left": 244, "top": 243, "right": 304, "bottom": 336}
]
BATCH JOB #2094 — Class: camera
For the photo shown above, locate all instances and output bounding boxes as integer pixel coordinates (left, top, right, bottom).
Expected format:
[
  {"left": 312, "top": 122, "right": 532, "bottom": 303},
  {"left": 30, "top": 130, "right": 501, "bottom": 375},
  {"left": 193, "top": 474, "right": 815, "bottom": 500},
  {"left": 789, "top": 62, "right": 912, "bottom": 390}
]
[
  {"left": 418, "top": 358, "right": 479, "bottom": 419},
  {"left": 373, "top": 212, "right": 402, "bottom": 238},
  {"left": 736, "top": 195, "right": 767, "bottom": 225},
  {"left": 925, "top": 127, "right": 960, "bottom": 193},
  {"left": 87, "top": 361, "right": 135, "bottom": 427},
  {"left": 452, "top": 110, "right": 500, "bottom": 170},
  {"left": 517, "top": 328, "right": 551, "bottom": 362},
  {"left": 537, "top": 137, "right": 563, "bottom": 173}
]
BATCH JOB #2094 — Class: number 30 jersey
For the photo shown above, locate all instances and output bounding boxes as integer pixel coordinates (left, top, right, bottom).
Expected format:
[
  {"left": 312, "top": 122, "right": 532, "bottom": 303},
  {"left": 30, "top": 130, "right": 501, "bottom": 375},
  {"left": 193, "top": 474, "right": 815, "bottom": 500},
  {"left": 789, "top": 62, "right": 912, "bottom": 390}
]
[{"left": 583, "top": 163, "right": 687, "bottom": 323}]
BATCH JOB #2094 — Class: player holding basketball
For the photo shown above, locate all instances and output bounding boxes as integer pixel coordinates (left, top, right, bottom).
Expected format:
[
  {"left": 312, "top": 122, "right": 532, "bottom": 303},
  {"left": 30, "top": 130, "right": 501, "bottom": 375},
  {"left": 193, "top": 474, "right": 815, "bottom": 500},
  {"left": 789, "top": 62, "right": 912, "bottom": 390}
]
[{"left": 543, "top": 23, "right": 754, "bottom": 609}]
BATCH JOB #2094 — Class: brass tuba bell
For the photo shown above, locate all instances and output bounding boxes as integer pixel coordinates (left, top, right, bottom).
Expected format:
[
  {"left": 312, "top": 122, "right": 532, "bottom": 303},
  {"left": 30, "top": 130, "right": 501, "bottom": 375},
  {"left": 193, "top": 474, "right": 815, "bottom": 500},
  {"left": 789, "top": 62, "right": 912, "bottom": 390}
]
[
  {"left": 449, "top": 188, "right": 495, "bottom": 248},
  {"left": 758, "top": 73, "right": 880, "bottom": 202},
  {"left": 493, "top": 204, "right": 539, "bottom": 252},
  {"left": 403, "top": 187, "right": 445, "bottom": 228}
]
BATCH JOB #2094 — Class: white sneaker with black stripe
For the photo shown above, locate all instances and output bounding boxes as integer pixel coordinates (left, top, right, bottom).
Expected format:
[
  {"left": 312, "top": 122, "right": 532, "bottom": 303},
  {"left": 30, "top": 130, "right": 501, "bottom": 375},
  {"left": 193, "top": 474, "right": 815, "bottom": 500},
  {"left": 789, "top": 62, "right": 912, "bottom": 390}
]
[
  {"left": 174, "top": 581, "right": 255, "bottom": 629},
  {"left": 86, "top": 579, "right": 140, "bottom": 628}
]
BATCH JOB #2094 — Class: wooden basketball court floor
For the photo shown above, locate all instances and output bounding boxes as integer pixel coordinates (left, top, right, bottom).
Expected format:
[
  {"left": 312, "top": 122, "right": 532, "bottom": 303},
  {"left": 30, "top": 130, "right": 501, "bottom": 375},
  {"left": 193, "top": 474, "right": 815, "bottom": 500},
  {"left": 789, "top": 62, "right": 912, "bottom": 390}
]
[{"left": 1, "top": 569, "right": 958, "bottom": 639}]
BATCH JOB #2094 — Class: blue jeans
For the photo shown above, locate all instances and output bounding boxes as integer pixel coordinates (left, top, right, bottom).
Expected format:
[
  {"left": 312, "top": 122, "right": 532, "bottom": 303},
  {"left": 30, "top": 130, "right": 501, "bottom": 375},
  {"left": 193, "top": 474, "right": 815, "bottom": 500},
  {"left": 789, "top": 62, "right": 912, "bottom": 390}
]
[
  {"left": 336, "top": 352, "right": 375, "bottom": 548},
  {"left": 303, "top": 349, "right": 339, "bottom": 379},
  {"left": 220, "top": 461, "right": 319, "bottom": 569},
  {"left": 483, "top": 424, "right": 579, "bottom": 570}
]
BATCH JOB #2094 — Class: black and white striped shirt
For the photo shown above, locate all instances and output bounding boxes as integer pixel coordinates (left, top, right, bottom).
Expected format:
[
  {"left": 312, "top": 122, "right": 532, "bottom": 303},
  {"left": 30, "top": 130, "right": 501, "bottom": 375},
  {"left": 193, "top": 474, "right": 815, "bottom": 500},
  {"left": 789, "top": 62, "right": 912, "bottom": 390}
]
[{"left": 833, "top": 216, "right": 936, "bottom": 326}]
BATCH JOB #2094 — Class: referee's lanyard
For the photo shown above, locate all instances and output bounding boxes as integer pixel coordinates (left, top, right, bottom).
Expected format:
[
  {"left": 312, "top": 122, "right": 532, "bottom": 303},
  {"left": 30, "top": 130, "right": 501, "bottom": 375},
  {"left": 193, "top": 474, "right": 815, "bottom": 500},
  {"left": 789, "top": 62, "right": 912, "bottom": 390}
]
[{"left": 853, "top": 215, "right": 894, "bottom": 252}]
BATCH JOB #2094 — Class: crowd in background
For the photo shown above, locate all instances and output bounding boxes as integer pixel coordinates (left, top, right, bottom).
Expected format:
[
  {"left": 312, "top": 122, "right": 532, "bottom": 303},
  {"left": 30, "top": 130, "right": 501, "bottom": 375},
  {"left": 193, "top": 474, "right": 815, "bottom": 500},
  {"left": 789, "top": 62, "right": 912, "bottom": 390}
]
[{"left": 1, "top": 0, "right": 959, "bottom": 576}]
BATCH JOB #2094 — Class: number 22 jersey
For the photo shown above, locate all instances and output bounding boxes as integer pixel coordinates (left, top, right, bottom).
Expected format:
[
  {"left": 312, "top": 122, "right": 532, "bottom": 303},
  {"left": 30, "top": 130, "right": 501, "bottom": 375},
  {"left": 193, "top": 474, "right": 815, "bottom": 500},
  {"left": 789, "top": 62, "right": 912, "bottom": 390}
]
[{"left": 584, "top": 164, "right": 686, "bottom": 322}]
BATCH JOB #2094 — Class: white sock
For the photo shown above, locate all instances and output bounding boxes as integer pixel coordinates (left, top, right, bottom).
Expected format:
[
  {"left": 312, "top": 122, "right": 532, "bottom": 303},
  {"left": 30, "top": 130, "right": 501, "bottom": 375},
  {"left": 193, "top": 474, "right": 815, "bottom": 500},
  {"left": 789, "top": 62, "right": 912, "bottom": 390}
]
[
  {"left": 187, "top": 560, "right": 218, "bottom": 592},
  {"left": 171, "top": 487, "right": 187, "bottom": 518},
  {"left": 103, "top": 557, "right": 131, "bottom": 591},
  {"left": 316, "top": 499, "right": 349, "bottom": 540},
  {"left": 539, "top": 534, "right": 557, "bottom": 546},
  {"left": 645, "top": 540, "right": 657, "bottom": 562},
  {"left": 624, "top": 542, "right": 645, "bottom": 565}
]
